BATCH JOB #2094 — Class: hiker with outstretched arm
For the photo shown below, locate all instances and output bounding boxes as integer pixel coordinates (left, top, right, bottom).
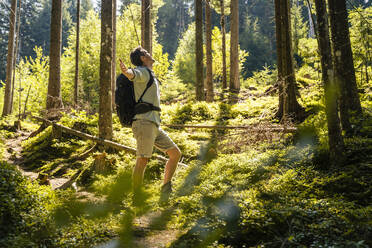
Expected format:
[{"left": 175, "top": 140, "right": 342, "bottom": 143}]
[{"left": 119, "top": 46, "right": 181, "bottom": 203}]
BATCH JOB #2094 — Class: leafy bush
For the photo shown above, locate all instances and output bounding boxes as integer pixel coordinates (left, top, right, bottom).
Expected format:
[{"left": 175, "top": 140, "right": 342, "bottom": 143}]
[{"left": 0, "top": 162, "right": 57, "bottom": 247}]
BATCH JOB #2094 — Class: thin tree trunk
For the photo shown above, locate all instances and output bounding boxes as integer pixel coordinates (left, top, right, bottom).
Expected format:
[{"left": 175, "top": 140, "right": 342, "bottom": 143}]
[
  {"left": 328, "top": 0, "right": 362, "bottom": 133},
  {"left": 2, "top": 0, "right": 17, "bottom": 116},
  {"left": 205, "top": 0, "right": 213, "bottom": 102},
  {"left": 112, "top": 0, "right": 117, "bottom": 110},
  {"left": 314, "top": 0, "right": 344, "bottom": 165},
  {"left": 220, "top": 0, "right": 227, "bottom": 90},
  {"left": 46, "top": 0, "right": 63, "bottom": 113},
  {"left": 229, "top": 0, "right": 239, "bottom": 94},
  {"left": 99, "top": 0, "right": 113, "bottom": 141},
  {"left": 141, "top": 0, "right": 151, "bottom": 54},
  {"left": 74, "top": 0, "right": 80, "bottom": 106},
  {"left": 275, "top": 0, "right": 304, "bottom": 122},
  {"left": 195, "top": 0, "right": 204, "bottom": 101},
  {"left": 10, "top": 0, "right": 21, "bottom": 113}
]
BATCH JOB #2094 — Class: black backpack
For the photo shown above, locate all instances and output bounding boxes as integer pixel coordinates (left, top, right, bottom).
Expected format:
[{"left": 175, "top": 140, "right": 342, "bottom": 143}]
[{"left": 115, "top": 68, "right": 160, "bottom": 127}]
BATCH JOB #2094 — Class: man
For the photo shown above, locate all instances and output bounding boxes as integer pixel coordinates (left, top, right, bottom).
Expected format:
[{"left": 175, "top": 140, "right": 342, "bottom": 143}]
[{"left": 119, "top": 46, "right": 181, "bottom": 202}]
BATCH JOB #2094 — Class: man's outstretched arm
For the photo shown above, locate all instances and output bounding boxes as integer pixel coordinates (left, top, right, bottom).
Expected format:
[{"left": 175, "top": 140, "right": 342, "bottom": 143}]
[{"left": 119, "top": 58, "right": 135, "bottom": 80}]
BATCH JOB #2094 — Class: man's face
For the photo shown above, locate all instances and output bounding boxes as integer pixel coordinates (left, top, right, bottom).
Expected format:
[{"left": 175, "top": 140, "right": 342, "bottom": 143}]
[{"left": 140, "top": 51, "right": 155, "bottom": 66}]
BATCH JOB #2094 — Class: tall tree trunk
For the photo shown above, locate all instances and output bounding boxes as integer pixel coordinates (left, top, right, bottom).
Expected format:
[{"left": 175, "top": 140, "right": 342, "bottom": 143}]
[
  {"left": 274, "top": 0, "right": 304, "bottom": 122},
  {"left": 10, "top": 0, "right": 21, "bottom": 113},
  {"left": 307, "top": 1, "right": 315, "bottom": 38},
  {"left": 274, "top": 0, "right": 284, "bottom": 119},
  {"left": 195, "top": 0, "right": 204, "bottom": 101},
  {"left": 328, "top": 0, "right": 362, "bottom": 133},
  {"left": 46, "top": 0, "right": 63, "bottom": 113},
  {"left": 205, "top": 0, "right": 213, "bottom": 102},
  {"left": 314, "top": 0, "right": 344, "bottom": 164},
  {"left": 2, "top": 0, "right": 17, "bottom": 116},
  {"left": 74, "top": 0, "right": 80, "bottom": 106},
  {"left": 112, "top": 0, "right": 117, "bottom": 110},
  {"left": 220, "top": 0, "right": 227, "bottom": 90},
  {"left": 229, "top": 0, "right": 239, "bottom": 94},
  {"left": 141, "top": 0, "right": 151, "bottom": 54},
  {"left": 99, "top": 0, "right": 113, "bottom": 141}
]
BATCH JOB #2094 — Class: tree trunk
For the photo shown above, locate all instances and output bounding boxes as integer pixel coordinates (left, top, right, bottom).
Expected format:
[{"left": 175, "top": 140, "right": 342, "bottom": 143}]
[
  {"left": 229, "top": 0, "right": 239, "bottom": 94},
  {"left": 46, "top": 0, "right": 64, "bottom": 113},
  {"left": 220, "top": 0, "right": 227, "bottom": 90},
  {"left": 10, "top": 0, "right": 21, "bottom": 113},
  {"left": 274, "top": 0, "right": 304, "bottom": 122},
  {"left": 205, "top": 0, "right": 213, "bottom": 102},
  {"left": 314, "top": 0, "right": 344, "bottom": 165},
  {"left": 112, "top": 0, "right": 117, "bottom": 110},
  {"left": 328, "top": 0, "right": 362, "bottom": 133},
  {"left": 2, "top": 0, "right": 17, "bottom": 116},
  {"left": 99, "top": 0, "right": 113, "bottom": 141},
  {"left": 141, "top": 0, "right": 152, "bottom": 54},
  {"left": 274, "top": 0, "right": 284, "bottom": 119},
  {"left": 195, "top": 0, "right": 204, "bottom": 101},
  {"left": 74, "top": 0, "right": 80, "bottom": 106}
]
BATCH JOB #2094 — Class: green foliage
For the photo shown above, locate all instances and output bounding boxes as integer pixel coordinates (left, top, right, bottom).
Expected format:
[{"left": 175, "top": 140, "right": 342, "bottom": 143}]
[
  {"left": 173, "top": 23, "right": 248, "bottom": 87},
  {"left": 11, "top": 47, "right": 50, "bottom": 114},
  {"left": 0, "top": 162, "right": 57, "bottom": 247},
  {"left": 61, "top": 5, "right": 171, "bottom": 110},
  {"left": 298, "top": 38, "right": 320, "bottom": 68},
  {"left": 242, "top": 66, "right": 277, "bottom": 88},
  {"left": 349, "top": 6, "right": 372, "bottom": 89}
]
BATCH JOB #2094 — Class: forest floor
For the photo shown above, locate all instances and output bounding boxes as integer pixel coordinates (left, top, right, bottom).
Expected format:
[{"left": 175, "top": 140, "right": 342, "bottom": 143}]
[{"left": 2, "top": 125, "right": 181, "bottom": 248}]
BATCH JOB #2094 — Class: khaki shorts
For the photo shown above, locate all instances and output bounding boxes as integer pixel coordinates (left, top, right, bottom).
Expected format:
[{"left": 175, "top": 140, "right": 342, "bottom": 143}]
[{"left": 132, "top": 119, "right": 177, "bottom": 158}]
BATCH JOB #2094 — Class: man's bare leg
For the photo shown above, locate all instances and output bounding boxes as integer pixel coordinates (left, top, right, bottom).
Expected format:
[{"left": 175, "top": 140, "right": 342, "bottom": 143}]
[
  {"left": 163, "top": 147, "right": 181, "bottom": 185},
  {"left": 133, "top": 157, "right": 149, "bottom": 190}
]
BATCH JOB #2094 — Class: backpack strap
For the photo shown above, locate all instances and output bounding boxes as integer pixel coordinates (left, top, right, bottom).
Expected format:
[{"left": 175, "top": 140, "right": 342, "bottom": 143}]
[{"left": 137, "top": 68, "right": 154, "bottom": 103}]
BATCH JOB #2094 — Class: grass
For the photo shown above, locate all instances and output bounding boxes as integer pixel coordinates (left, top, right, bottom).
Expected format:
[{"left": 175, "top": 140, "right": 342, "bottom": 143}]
[{"left": 0, "top": 67, "right": 371, "bottom": 247}]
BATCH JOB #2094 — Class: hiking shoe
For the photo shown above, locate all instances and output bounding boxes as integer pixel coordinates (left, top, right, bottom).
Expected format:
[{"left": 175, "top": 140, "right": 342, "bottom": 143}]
[{"left": 159, "top": 182, "right": 172, "bottom": 203}]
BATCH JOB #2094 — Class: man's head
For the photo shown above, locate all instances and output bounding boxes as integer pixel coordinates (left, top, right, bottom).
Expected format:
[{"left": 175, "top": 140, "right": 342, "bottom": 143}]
[{"left": 130, "top": 46, "right": 155, "bottom": 67}]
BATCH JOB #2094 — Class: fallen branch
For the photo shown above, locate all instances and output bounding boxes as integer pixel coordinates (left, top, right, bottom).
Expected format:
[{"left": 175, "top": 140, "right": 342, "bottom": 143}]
[
  {"left": 164, "top": 124, "right": 297, "bottom": 132},
  {"left": 29, "top": 115, "right": 188, "bottom": 168}
]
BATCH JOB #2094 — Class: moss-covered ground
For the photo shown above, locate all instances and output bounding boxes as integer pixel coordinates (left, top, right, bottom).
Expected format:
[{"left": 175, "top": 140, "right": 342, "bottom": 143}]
[{"left": 0, "top": 75, "right": 371, "bottom": 247}]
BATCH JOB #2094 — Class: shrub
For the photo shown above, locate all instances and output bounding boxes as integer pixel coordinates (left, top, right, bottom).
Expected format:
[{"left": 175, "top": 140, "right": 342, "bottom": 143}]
[{"left": 0, "top": 162, "right": 56, "bottom": 247}]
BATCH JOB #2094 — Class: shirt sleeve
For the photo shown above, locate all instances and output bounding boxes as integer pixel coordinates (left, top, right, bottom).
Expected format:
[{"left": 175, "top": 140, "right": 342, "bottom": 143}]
[{"left": 131, "top": 67, "right": 150, "bottom": 84}]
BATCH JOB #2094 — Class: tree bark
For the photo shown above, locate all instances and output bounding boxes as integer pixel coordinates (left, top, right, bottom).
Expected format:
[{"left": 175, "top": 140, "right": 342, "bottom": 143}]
[
  {"left": 46, "top": 0, "right": 63, "bottom": 112},
  {"left": 229, "top": 0, "right": 239, "bottom": 94},
  {"left": 195, "top": 0, "right": 204, "bottom": 101},
  {"left": 112, "top": 0, "right": 117, "bottom": 110},
  {"left": 314, "top": 0, "right": 344, "bottom": 164},
  {"left": 328, "top": 0, "right": 362, "bottom": 133},
  {"left": 205, "top": 0, "right": 213, "bottom": 102},
  {"left": 220, "top": 0, "right": 227, "bottom": 90},
  {"left": 99, "top": 0, "right": 113, "bottom": 141},
  {"left": 141, "top": 0, "right": 152, "bottom": 54},
  {"left": 10, "top": 0, "right": 21, "bottom": 113},
  {"left": 274, "top": 0, "right": 284, "bottom": 119},
  {"left": 2, "top": 0, "right": 17, "bottom": 116},
  {"left": 274, "top": 0, "right": 304, "bottom": 122},
  {"left": 74, "top": 0, "right": 80, "bottom": 106}
]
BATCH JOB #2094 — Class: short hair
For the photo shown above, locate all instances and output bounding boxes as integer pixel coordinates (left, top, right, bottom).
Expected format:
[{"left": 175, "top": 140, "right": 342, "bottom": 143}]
[{"left": 130, "top": 46, "right": 147, "bottom": 66}]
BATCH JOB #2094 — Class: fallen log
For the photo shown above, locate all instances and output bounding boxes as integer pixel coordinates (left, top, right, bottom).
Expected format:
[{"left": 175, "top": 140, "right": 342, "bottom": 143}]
[
  {"left": 164, "top": 124, "right": 297, "bottom": 132},
  {"left": 29, "top": 115, "right": 188, "bottom": 167}
]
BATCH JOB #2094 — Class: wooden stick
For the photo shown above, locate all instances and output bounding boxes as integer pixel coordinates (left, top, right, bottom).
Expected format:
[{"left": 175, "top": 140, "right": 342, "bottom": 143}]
[{"left": 29, "top": 115, "right": 188, "bottom": 167}]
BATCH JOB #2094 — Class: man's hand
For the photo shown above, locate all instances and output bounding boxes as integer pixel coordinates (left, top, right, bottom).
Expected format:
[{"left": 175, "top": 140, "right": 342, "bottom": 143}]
[{"left": 119, "top": 58, "right": 134, "bottom": 80}]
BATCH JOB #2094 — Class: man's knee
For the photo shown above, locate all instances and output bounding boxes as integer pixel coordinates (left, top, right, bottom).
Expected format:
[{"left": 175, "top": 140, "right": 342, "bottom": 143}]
[
  {"left": 136, "top": 157, "right": 149, "bottom": 166},
  {"left": 167, "top": 147, "right": 181, "bottom": 160}
]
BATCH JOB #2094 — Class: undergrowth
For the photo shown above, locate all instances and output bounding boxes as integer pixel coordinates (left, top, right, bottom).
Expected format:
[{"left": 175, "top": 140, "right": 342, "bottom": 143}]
[{"left": 0, "top": 67, "right": 371, "bottom": 247}]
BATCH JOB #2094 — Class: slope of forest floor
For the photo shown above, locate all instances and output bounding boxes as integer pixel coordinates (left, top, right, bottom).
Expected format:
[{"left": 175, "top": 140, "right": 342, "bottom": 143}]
[{"left": 1, "top": 81, "right": 371, "bottom": 247}]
